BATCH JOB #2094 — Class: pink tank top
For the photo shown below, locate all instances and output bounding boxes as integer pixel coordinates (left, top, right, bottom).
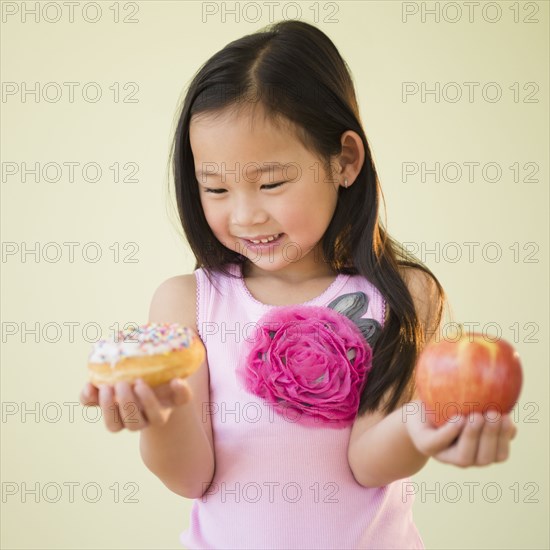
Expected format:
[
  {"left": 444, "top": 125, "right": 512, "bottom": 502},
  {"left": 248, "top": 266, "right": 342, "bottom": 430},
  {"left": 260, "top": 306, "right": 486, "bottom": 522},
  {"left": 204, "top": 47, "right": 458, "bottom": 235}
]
[{"left": 180, "top": 262, "right": 424, "bottom": 549}]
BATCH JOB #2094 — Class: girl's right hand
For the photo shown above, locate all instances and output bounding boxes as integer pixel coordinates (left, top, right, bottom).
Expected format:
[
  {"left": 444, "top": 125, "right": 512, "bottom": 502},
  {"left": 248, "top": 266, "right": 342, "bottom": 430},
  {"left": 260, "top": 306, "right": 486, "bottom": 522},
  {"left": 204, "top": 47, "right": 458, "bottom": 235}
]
[{"left": 79, "top": 378, "right": 193, "bottom": 432}]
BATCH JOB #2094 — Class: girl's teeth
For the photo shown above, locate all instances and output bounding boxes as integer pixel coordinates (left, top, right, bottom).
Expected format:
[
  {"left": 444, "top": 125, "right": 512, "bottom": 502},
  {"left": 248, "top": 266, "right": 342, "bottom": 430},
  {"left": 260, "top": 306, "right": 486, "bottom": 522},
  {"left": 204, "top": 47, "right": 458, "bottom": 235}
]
[{"left": 250, "top": 233, "right": 280, "bottom": 244}]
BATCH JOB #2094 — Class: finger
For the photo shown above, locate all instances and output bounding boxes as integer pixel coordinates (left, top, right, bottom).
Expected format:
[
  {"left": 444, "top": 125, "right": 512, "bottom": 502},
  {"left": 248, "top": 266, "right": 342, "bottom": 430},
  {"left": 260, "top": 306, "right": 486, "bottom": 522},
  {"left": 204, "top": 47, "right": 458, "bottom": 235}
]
[
  {"left": 475, "top": 411, "right": 504, "bottom": 466},
  {"left": 114, "top": 381, "right": 149, "bottom": 431},
  {"left": 133, "top": 380, "right": 166, "bottom": 426},
  {"left": 436, "top": 412, "right": 485, "bottom": 467},
  {"left": 413, "top": 415, "right": 467, "bottom": 457},
  {"left": 80, "top": 382, "right": 99, "bottom": 407},
  {"left": 170, "top": 378, "right": 193, "bottom": 406},
  {"left": 98, "top": 384, "right": 123, "bottom": 433},
  {"left": 80, "top": 382, "right": 99, "bottom": 406},
  {"left": 507, "top": 415, "right": 518, "bottom": 440},
  {"left": 496, "top": 415, "right": 515, "bottom": 462}
]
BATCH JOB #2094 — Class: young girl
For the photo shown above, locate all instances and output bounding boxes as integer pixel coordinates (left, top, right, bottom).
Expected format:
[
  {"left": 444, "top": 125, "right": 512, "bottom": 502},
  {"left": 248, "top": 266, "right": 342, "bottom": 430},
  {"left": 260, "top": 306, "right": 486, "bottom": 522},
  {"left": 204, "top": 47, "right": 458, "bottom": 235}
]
[{"left": 80, "top": 20, "right": 517, "bottom": 549}]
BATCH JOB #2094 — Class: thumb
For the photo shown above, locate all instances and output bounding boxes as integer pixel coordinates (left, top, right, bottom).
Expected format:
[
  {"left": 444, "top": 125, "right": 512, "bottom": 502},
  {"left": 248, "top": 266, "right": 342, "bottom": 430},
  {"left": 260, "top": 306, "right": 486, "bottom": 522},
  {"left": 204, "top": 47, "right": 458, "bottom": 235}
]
[
  {"left": 420, "top": 416, "right": 467, "bottom": 456},
  {"left": 170, "top": 378, "right": 193, "bottom": 407}
]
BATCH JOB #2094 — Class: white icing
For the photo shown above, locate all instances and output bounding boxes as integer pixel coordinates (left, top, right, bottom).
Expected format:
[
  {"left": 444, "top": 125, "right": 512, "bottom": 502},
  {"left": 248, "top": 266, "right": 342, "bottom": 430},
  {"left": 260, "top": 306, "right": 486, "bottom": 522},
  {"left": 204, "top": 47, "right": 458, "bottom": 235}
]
[{"left": 88, "top": 323, "right": 193, "bottom": 367}]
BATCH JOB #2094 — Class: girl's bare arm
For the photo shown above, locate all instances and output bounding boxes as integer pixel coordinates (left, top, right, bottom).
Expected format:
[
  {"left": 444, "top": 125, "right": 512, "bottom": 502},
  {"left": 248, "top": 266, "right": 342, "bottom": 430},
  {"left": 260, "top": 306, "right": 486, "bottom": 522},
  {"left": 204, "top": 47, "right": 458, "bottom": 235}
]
[
  {"left": 139, "top": 275, "right": 215, "bottom": 499},
  {"left": 348, "top": 268, "right": 516, "bottom": 487}
]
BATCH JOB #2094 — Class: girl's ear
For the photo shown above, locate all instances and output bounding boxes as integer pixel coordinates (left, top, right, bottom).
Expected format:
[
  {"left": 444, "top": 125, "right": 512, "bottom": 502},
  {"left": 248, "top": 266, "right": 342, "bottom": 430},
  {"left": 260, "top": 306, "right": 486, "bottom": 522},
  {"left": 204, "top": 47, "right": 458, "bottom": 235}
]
[
  {"left": 333, "top": 130, "right": 365, "bottom": 188},
  {"left": 327, "top": 292, "right": 369, "bottom": 319}
]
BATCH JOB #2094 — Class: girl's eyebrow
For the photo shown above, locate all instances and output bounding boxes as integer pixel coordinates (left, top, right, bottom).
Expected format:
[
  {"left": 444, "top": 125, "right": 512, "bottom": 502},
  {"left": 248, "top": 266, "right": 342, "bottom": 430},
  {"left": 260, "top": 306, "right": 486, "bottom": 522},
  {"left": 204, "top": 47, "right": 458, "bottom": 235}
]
[{"left": 195, "top": 162, "right": 286, "bottom": 179}]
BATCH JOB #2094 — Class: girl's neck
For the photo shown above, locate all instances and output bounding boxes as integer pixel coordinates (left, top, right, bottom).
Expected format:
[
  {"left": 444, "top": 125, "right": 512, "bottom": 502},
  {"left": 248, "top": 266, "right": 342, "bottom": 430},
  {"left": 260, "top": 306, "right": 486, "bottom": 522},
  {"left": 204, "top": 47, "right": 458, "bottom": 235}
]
[{"left": 242, "top": 258, "right": 338, "bottom": 286}]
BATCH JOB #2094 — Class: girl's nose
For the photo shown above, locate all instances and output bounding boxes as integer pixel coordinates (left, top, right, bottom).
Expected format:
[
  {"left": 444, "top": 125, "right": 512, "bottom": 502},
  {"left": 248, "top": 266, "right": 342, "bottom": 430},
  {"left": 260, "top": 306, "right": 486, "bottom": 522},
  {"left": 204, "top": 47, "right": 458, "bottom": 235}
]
[{"left": 231, "top": 195, "right": 269, "bottom": 226}]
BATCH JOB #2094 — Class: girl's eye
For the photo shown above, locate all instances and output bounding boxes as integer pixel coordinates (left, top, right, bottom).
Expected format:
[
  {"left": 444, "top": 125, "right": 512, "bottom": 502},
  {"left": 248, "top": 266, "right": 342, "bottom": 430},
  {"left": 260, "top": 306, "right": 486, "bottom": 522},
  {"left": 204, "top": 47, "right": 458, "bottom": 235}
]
[
  {"left": 203, "top": 182, "right": 286, "bottom": 194},
  {"left": 261, "top": 181, "right": 286, "bottom": 190}
]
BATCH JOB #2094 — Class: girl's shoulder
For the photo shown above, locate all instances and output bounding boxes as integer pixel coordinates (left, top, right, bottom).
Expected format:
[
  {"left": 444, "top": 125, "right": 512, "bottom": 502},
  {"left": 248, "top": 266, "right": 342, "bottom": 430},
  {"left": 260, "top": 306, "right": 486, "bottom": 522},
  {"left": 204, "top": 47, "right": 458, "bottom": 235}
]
[
  {"left": 397, "top": 266, "right": 440, "bottom": 302},
  {"left": 397, "top": 266, "right": 443, "bottom": 336},
  {"left": 148, "top": 274, "right": 198, "bottom": 334}
]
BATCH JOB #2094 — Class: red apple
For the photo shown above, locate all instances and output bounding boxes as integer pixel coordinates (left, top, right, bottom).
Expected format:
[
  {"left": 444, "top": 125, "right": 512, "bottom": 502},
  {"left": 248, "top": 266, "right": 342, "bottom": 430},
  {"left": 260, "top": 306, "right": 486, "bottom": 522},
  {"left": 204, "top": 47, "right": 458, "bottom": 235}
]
[{"left": 415, "top": 332, "right": 523, "bottom": 427}]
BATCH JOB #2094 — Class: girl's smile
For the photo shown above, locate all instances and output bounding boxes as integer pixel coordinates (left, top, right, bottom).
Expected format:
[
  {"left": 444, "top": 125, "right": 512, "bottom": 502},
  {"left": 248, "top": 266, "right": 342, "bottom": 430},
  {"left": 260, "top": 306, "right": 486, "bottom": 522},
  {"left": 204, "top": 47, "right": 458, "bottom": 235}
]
[{"left": 239, "top": 232, "right": 285, "bottom": 247}]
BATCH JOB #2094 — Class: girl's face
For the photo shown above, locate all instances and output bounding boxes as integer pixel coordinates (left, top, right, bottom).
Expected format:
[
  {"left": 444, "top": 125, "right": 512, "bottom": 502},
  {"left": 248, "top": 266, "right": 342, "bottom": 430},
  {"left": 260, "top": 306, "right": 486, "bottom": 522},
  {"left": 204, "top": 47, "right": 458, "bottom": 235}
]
[{"left": 189, "top": 107, "right": 341, "bottom": 277}]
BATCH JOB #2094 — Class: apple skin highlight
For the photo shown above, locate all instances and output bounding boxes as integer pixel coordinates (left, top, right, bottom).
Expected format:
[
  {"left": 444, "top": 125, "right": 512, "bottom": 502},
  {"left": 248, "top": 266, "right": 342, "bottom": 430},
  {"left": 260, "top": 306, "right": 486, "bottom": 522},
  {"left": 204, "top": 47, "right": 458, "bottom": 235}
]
[{"left": 415, "top": 332, "right": 523, "bottom": 427}]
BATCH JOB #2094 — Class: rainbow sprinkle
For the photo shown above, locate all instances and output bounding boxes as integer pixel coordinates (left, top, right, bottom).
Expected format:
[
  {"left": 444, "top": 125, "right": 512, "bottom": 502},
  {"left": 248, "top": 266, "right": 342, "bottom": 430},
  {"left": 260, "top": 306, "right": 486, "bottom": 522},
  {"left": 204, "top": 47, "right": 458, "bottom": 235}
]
[{"left": 88, "top": 323, "right": 193, "bottom": 367}]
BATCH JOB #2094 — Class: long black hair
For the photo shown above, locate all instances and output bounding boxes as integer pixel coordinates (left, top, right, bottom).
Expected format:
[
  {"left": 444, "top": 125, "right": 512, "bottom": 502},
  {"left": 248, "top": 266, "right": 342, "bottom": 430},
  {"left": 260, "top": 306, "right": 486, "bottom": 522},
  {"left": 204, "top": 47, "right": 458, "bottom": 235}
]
[{"left": 168, "top": 20, "right": 448, "bottom": 417}]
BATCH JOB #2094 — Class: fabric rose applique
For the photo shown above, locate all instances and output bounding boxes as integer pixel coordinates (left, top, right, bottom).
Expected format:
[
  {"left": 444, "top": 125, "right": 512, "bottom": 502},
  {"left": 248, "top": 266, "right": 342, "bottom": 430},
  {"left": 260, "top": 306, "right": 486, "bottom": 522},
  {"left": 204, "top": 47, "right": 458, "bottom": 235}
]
[{"left": 235, "top": 292, "right": 382, "bottom": 429}]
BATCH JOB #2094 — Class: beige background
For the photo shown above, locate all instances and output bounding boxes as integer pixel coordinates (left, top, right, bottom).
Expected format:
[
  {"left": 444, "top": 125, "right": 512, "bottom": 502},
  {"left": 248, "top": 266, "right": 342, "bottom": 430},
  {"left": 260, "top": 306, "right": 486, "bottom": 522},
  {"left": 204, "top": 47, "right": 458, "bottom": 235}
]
[{"left": 1, "top": 1, "right": 548, "bottom": 548}]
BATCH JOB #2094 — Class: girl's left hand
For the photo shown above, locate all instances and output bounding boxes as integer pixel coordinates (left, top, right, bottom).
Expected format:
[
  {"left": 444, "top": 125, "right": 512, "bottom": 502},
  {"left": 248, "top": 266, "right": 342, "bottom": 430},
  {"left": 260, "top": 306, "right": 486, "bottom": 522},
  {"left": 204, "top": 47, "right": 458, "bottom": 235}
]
[{"left": 405, "top": 400, "right": 518, "bottom": 467}]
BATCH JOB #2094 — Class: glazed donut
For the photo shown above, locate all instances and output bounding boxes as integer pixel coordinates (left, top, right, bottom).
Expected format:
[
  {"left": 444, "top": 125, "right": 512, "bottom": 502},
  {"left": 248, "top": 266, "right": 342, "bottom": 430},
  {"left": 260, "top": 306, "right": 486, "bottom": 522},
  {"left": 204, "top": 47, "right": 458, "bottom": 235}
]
[{"left": 88, "top": 323, "right": 205, "bottom": 387}]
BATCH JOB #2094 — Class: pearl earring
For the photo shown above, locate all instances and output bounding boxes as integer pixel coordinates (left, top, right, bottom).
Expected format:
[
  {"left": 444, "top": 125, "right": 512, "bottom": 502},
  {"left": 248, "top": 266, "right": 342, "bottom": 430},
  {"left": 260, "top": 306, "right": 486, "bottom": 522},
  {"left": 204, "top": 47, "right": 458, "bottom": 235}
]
[{"left": 344, "top": 178, "right": 348, "bottom": 188}]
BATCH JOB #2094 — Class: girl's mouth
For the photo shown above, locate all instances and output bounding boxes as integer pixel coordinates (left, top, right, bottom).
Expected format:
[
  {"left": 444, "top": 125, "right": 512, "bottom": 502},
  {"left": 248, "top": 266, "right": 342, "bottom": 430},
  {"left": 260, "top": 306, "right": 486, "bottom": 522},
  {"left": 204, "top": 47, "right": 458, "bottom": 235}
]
[{"left": 242, "top": 233, "right": 284, "bottom": 248}]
